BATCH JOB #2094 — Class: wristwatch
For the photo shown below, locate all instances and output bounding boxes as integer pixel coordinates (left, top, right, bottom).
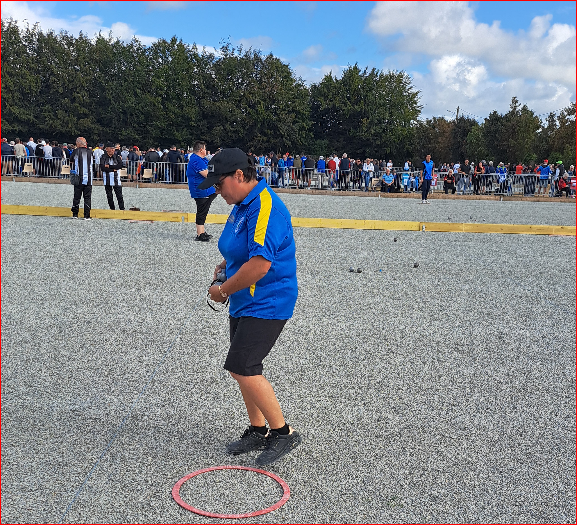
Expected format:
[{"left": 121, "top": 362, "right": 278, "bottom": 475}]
[{"left": 218, "top": 285, "right": 228, "bottom": 298}]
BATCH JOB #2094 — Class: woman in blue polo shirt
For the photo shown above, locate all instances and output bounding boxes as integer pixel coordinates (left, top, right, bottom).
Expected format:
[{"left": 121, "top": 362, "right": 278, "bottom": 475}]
[{"left": 202, "top": 148, "right": 301, "bottom": 466}]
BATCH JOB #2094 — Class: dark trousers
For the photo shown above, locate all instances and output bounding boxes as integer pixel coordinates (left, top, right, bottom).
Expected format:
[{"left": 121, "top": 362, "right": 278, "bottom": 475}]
[
  {"left": 473, "top": 179, "right": 481, "bottom": 194},
  {"left": 105, "top": 184, "right": 125, "bottom": 210},
  {"left": 72, "top": 184, "right": 92, "bottom": 218},
  {"left": 194, "top": 193, "right": 217, "bottom": 225},
  {"left": 444, "top": 183, "right": 456, "bottom": 194},
  {"left": 421, "top": 179, "right": 432, "bottom": 200},
  {"left": 170, "top": 164, "right": 179, "bottom": 183}
]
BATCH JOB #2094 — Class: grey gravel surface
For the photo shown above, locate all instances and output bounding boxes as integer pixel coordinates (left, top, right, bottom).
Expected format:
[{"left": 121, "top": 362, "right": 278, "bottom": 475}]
[
  {"left": 1, "top": 191, "right": 576, "bottom": 524},
  {"left": 2, "top": 180, "right": 575, "bottom": 226}
]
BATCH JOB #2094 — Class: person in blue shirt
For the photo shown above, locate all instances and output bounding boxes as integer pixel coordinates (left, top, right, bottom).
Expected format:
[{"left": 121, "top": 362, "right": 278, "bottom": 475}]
[
  {"left": 420, "top": 154, "right": 434, "bottom": 203},
  {"left": 536, "top": 159, "right": 551, "bottom": 196},
  {"left": 186, "top": 141, "right": 216, "bottom": 241},
  {"left": 277, "top": 155, "right": 285, "bottom": 187},
  {"left": 202, "top": 148, "right": 301, "bottom": 466},
  {"left": 496, "top": 162, "right": 508, "bottom": 195},
  {"left": 381, "top": 167, "right": 394, "bottom": 192}
]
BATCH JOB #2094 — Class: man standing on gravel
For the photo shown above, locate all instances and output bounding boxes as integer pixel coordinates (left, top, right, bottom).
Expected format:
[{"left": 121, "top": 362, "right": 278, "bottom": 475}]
[
  {"left": 420, "top": 154, "right": 434, "bottom": 203},
  {"left": 186, "top": 141, "right": 217, "bottom": 241},
  {"left": 70, "top": 137, "right": 94, "bottom": 220},
  {"left": 100, "top": 142, "right": 125, "bottom": 211}
]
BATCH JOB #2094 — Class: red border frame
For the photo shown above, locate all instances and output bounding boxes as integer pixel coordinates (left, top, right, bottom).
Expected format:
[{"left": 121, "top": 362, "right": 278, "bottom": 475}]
[{"left": 172, "top": 465, "right": 290, "bottom": 519}]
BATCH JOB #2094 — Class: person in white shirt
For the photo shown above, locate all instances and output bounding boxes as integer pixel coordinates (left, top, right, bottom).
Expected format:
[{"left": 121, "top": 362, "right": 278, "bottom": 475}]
[
  {"left": 43, "top": 141, "right": 53, "bottom": 161},
  {"left": 27, "top": 137, "right": 37, "bottom": 154},
  {"left": 362, "top": 158, "right": 374, "bottom": 192},
  {"left": 92, "top": 145, "right": 104, "bottom": 180}
]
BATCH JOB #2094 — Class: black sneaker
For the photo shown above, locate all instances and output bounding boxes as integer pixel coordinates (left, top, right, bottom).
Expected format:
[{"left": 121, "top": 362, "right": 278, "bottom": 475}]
[
  {"left": 255, "top": 428, "right": 302, "bottom": 466},
  {"left": 194, "top": 232, "right": 212, "bottom": 242},
  {"left": 226, "top": 426, "right": 268, "bottom": 455}
]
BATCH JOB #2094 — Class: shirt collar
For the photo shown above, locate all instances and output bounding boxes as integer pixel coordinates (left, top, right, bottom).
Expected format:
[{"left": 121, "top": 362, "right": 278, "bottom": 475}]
[{"left": 240, "top": 177, "right": 268, "bottom": 206}]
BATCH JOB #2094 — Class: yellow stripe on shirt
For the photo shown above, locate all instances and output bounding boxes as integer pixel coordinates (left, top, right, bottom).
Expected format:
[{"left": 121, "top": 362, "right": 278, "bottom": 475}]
[
  {"left": 254, "top": 188, "right": 272, "bottom": 246},
  {"left": 249, "top": 283, "right": 255, "bottom": 297}
]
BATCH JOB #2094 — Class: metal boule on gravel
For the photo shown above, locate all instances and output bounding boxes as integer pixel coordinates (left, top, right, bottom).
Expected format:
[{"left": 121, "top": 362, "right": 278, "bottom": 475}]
[
  {"left": 413, "top": 262, "right": 419, "bottom": 268},
  {"left": 393, "top": 237, "right": 398, "bottom": 242}
]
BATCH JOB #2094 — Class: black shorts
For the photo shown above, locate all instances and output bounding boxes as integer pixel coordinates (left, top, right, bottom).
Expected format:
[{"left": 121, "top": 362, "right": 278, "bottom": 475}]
[
  {"left": 224, "top": 316, "right": 287, "bottom": 376},
  {"left": 194, "top": 193, "right": 217, "bottom": 225}
]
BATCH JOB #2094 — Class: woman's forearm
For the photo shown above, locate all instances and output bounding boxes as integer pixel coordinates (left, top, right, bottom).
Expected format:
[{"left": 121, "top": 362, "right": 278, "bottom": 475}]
[{"left": 220, "top": 256, "right": 271, "bottom": 297}]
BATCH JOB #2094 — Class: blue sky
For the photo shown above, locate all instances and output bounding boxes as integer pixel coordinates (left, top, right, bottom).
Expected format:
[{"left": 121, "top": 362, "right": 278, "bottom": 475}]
[{"left": 2, "top": 1, "right": 575, "bottom": 120}]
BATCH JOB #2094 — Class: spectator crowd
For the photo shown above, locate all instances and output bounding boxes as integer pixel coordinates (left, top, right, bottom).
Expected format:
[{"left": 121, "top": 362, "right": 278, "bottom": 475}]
[{"left": 1, "top": 137, "right": 575, "bottom": 198}]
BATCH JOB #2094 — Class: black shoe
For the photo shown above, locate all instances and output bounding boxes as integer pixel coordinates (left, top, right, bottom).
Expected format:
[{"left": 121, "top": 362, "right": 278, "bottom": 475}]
[
  {"left": 226, "top": 426, "right": 268, "bottom": 455},
  {"left": 195, "top": 232, "right": 211, "bottom": 242},
  {"left": 255, "top": 428, "right": 302, "bottom": 466}
]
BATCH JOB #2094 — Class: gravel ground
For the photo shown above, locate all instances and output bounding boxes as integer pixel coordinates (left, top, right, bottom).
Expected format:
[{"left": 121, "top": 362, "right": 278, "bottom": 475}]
[
  {"left": 1, "top": 190, "right": 576, "bottom": 524},
  {"left": 1, "top": 180, "right": 575, "bottom": 226}
]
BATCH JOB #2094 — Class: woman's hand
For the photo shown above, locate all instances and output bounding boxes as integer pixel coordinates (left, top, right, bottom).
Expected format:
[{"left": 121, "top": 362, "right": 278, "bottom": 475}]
[
  {"left": 213, "top": 260, "right": 226, "bottom": 281},
  {"left": 208, "top": 284, "right": 227, "bottom": 303}
]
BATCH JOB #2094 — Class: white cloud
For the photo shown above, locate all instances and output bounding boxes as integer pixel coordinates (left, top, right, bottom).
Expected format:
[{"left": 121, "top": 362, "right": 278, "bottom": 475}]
[
  {"left": 236, "top": 35, "right": 275, "bottom": 52},
  {"left": 1, "top": 1, "right": 158, "bottom": 44},
  {"left": 367, "top": 1, "right": 576, "bottom": 118},
  {"left": 293, "top": 63, "right": 346, "bottom": 84},
  {"left": 302, "top": 44, "right": 323, "bottom": 62}
]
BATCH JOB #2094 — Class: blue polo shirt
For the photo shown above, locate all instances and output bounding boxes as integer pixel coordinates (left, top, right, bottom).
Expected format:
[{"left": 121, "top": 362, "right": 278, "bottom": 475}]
[
  {"left": 187, "top": 153, "right": 215, "bottom": 199},
  {"left": 422, "top": 160, "right": 434, "bottom": 180},
  {"left": 496, "top": 166, "right": 507, "bottom": 183},
  {"left": 382, "top": 172, "right": 394, "bottom": 184},
  {"left": 218, "top": 177, "right": 298, "bottom": 320},
  {"left": 537, "top": 164, "right": 551, "bottom": 180}
]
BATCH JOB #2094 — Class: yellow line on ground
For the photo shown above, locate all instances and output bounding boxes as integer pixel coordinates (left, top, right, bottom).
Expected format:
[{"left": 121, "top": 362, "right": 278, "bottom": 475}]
[{"left": 1, "top": 204, "right": 575, "bottom": 236}]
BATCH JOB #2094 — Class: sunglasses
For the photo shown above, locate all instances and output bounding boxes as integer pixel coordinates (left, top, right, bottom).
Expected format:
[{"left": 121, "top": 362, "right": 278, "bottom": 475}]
[{"left": 213, "top": 174, "right": 230, "bottom": 190}]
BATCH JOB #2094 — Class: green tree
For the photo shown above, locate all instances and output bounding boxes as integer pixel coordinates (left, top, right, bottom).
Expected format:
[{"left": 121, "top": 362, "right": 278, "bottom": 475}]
[
  {"left": 450, "top": 116, "right": 477, "bottom": 162},
  {"left": 547, "top": 102, "right": 576, "bottom": 165},
  {"left": 501, "top": 97, "right": 541, "bottom": 164},
  {"left": 412, "top": 116, "right": 453, "bottom": 165},
  {"left": 465, "top": 123, "right": 491, "bottom": 162},
  {"left": 310, "top": 64, "right": 421, "bottom": 160},
  {"left": 0, "top": 20, "right": 41, "bottom": 137},
  {"left": 201, "top": 44, "right": 311, "bottom": 153}
]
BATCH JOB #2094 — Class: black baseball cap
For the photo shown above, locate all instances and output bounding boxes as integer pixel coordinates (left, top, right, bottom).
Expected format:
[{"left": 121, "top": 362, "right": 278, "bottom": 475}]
[{"left": 198, "top": 148, "right": 250, "bottom": 190}]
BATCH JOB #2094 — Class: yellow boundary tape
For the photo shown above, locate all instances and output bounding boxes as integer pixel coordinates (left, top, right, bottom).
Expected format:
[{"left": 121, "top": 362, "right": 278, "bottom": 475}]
[{"left": 1, "top": 204, "right": 575, "bottom": 236}]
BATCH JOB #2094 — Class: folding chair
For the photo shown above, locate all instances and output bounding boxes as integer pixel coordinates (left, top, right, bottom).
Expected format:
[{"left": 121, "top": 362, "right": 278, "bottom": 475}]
[
  {"left": 22, "top": 162, "right": 34, "bottom": 175},
  {"left": 310, "top": 173, "right": 320, "bottom": 189}
]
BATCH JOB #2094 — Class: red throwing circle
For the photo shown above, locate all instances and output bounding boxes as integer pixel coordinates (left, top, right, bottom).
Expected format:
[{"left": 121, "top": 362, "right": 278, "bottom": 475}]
[{"left": 172, "top": 465, "right": 290, "bottom": 519}]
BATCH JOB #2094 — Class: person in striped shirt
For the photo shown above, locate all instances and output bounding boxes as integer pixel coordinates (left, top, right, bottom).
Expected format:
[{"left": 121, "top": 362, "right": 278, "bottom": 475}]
[
  {"left": 202, "top": 148, "right": 301, "bottom": 466},
  {"left": 100, "top": 142, "right": 125, "bottom": 211},
  {"left": 70, "top": 137, "right": 94, "bottom": 220}
]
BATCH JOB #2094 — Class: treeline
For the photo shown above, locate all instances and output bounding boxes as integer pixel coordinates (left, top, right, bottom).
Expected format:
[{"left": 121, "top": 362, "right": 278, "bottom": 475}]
[{"left": 1, "top": 20, "right": 575, "bottom": 165}]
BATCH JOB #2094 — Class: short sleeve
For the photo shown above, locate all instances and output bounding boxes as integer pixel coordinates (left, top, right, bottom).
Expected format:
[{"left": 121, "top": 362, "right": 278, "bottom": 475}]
[{"left": 246, "top": 190, "right": 289, "bottom": 263}]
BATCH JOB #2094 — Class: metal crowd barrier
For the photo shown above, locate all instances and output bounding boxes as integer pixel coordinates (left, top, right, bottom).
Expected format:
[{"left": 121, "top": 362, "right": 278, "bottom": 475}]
[
  {"left": 2, "top": 154, "right": 573, "bottom": 196},
  {"left": 0, "top": 155, "right": 191, "bottom": 184}
]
